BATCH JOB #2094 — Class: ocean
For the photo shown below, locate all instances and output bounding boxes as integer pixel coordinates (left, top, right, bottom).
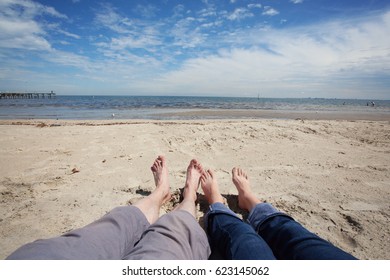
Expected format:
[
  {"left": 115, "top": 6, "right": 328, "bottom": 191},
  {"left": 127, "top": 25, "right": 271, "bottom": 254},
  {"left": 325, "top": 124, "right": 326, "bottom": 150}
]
[{"left": 0, "top": 95, "right": 389, "bottom": 120}]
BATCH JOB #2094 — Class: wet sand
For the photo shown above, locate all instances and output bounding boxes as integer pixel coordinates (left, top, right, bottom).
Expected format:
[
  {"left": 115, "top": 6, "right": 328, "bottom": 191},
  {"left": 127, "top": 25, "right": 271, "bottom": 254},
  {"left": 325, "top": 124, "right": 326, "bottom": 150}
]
[{"left": 155, "top": 109, "right": 390, "bottom": 121}]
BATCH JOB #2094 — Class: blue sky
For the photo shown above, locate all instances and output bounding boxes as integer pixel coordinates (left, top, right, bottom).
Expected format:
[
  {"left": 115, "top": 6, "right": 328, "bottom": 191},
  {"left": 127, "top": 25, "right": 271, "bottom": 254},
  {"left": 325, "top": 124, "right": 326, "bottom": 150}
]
[{"left": 0, "top": 0, "right": 389, "bottom": 99}]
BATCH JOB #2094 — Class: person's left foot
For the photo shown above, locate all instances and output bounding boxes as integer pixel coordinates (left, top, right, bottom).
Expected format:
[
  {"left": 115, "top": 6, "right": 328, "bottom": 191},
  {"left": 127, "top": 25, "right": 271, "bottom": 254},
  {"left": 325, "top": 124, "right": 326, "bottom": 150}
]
[
  {"left": 201, "top": 169, "right": 225, "bottom": 204},
  {"left": 150, "top": 155, "right": 171, "bottom": 204}
]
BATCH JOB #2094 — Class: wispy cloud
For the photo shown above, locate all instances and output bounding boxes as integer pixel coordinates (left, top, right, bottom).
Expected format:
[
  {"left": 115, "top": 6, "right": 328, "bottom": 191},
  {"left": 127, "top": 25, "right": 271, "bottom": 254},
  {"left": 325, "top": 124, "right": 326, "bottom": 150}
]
[
  {"left": 0, "top": 0, "right": 92, "bottom": 91},
  {"left": 172, "top": 4, "right": 186, "bottom": 18},
  {"left": 227, "top": 8, "right": 254, "bottom": 21},
  {"left": 94, "top": 3, "right": 133, "bottom": 34},
  {"left": 94, "top": 2, "right": 164, "bottom": 58},
  {"left": 0, "top": 17, "right": 50, "bottom": 50},
  {"left": 290, "top": 0, "right": 304, "bottom": 4},
  {"left": 57, "top": 29, "right": 81, "bottom": 39},
  {"left": 0, "top": 0, "right": 67, "bottom": 51},
  {"left": 171, "top": 17, "right": 206, "bottom": 48},
  {"left": 198, "top": 7, "right": 217, "bottom": 18},
  {"left": 263, "top": 6, "right": 279, "bottom": 16},
  {"left": 248, "top": 4, "right": 262, "bottom": 9},
  {"left": 133, "top": 4, "right": 159, "bottom": 18},
  {"left": 154, "top": 11, "right": 390, "bottom": 98},
  {"left": 43, "top": 49, "right": 94, "bottom": 71},
  {"left": 1, "top": 1, "right": 389, "bottom": 98},
  {"left": 0, "top": 0, "right": 67, "bottom": 19}
]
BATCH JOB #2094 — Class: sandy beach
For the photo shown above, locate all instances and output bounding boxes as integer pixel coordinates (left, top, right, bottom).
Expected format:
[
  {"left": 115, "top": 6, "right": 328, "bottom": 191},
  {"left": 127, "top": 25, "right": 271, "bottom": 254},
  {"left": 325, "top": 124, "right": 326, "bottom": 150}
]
[{"left": 0, "top": 118, "right": 389, "bottom": 259}]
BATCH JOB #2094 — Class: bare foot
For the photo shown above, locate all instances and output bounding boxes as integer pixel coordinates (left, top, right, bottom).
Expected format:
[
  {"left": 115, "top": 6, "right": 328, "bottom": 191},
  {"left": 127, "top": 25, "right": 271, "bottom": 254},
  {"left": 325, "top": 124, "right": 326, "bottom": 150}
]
[
  {"left": 133, "top": 156, "right": 171, "bottom": 224},
  {"left": 183, "top": 159, "right": 203, "bottom": 201},
  {"left": 232, "top": 167, "right": 260, "bottom": 212},
  {"left": 150, "top": 155, "right": 171, "bottom": 204},
  {"left": 201, "top": 169, "right": 225, "bottom": 204}
]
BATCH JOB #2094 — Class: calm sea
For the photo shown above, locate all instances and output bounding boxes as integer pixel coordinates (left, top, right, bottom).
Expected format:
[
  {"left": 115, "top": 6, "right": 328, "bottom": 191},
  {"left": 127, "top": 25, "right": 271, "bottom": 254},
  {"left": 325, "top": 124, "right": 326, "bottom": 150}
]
[{"left": 0, "top": 95, "right": 389, "bottom": 120}]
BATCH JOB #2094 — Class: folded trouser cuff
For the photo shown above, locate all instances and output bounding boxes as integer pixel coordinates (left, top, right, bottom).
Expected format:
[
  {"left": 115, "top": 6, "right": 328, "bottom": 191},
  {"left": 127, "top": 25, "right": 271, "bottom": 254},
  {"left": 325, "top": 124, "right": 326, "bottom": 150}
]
[
  {"left": 247, "top": 203, "right": 292, "bottom": 232},
  {"left": 204, "top": 202, "right": 240, "bottom": 231}
]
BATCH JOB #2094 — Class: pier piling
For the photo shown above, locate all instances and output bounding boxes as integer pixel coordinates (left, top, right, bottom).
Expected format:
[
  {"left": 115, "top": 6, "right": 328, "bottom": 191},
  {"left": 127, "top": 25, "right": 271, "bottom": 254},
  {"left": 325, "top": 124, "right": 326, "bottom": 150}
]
[{"left": 0, "top": 91, "right": 56, "bottom": 99}]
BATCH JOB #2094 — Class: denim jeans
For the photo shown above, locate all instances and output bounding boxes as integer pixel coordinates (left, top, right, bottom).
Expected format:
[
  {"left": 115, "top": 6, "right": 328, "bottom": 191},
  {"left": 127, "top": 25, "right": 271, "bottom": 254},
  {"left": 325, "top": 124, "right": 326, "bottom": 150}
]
[{"left": 205, "top": 202, "right": 357, "bottom": 260}]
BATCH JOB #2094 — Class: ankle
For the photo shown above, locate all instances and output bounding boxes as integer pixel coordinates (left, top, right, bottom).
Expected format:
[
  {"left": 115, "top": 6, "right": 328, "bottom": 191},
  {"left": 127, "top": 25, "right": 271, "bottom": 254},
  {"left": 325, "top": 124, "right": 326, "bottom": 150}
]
[
  {"left": 209, "top": 193, "right": 224, "bottom": 204},
  {"left": 183, "top": 188, "right": 197, "bottom": 201},
  {"left": 239, "top": 192, "right": 260, "bottom": 210},
  {"left": 150, "top": 189, "right": 166, "bottom": 205}
]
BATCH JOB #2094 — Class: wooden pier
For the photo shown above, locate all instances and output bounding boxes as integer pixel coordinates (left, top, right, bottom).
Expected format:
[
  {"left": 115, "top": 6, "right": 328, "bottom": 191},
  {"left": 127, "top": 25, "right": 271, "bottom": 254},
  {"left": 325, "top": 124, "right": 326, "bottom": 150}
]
[{"left": 0, "top": 91, "right": 56, "bottom": 99}]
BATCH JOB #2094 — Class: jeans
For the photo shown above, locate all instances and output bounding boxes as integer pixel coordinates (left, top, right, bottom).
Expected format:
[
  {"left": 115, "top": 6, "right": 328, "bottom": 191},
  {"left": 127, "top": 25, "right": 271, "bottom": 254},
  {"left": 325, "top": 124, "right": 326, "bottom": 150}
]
[{"left": 206, "top": 203, "right": 357, "bottom": 260}]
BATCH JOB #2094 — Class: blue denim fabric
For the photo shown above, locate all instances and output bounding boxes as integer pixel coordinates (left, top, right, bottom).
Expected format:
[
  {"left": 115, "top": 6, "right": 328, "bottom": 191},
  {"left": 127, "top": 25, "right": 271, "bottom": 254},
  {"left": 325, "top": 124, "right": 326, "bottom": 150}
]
[
  {"left": 247, "top": 203, "right": 292, "bottom": 229},
  {"left": 255, "top": 212, "right": 357, "bottom": 260},
  {"left": 205, "top": 203, "right": 276, "bottom": 260},
  {"left": 205, "top": 202, "right": 357, "bottom": 260}
]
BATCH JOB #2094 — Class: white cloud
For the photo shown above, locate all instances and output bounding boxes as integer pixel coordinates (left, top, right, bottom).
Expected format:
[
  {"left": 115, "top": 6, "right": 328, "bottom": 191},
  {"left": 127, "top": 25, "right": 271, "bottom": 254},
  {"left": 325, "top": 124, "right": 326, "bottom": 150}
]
[
  {"left": 95, "top": 3, "right": 133, "bottom": 34},
  {"left": 134, "top": 4, "right": 159, "bottom": 18},
  {"left": 0, "top": 0, "right": 67, "bottom": 19},
  {"left": 151, "top": 11, "right": 390, "bottom": 98},
  {"left": 227, "top": 8, "right": 254, "bottom": 21},
  {"left": 0, "top": 0, "right": 67, "bottom": 50},
  {"left": 171, "top": 17, "right": 206, "bottom": 48},
  {"left": 0, "top": 0, "right": 92, "bottom": 86},
  {"left": 0, "top": 18, "right": 51, "bottom": 50},
  {"left": 94, "top": 3, "right": 163, "bottom": 55},
  {"left": 198, "top": 7, "right": 217, "bottom": 18},
  {"left": 57, "top": 29, "right": 81, "bottom": 39},
  {"left": 101, "top": 34, "right": 161, "bottom": 52},
  {"left": 290, "top": 0, "right": 304, "bottom": 4},
  {"left": 1, "top": 1, "right": 389, "bottom": 99},
  {"left": 263, "top": 6, "right": 279, "bottom": 16},
  {"left": 248, "top": 4, "right": 262, "bottom": 9},
  {"left": 43, "top": 49, "right": 94, "bottom": 71},
  {"left": 173, "top": 4, "right": 185, "bottom": 18}
]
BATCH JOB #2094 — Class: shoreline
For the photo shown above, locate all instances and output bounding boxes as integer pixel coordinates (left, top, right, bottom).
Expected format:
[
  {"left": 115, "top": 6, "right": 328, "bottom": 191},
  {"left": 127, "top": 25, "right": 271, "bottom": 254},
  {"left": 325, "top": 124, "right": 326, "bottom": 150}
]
[
  {"left": 1, "top": 108, "right": 390, "bottom": 123},
  {"left": 154, "top": 109, "right": 390, "bottom": 121}
]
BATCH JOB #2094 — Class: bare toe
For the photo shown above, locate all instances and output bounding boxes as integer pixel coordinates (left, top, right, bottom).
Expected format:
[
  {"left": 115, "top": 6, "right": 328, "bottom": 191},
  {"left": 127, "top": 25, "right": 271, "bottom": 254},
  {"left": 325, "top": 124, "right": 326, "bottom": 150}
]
[
  {"left": 185, "top": 159, "right": 203, "bottom": 190},
  {"left": 150, "top": 155, "right": 170, "bottom": 202},
  {"left": 201, "top": 169, "right": 224, "bottom": 204},
  {"left": 232, "top": 167, "right": 260, "bottom": 212},
  {"left": 183, "top": 159, "right": 204, "bottom": 201}
]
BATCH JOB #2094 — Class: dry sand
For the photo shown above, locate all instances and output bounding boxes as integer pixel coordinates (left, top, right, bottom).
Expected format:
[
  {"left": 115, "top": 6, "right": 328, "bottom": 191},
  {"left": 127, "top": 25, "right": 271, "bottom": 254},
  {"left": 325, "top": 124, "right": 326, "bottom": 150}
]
[{"left": 0, "top": 119, "right": 389, "bottom": 259}]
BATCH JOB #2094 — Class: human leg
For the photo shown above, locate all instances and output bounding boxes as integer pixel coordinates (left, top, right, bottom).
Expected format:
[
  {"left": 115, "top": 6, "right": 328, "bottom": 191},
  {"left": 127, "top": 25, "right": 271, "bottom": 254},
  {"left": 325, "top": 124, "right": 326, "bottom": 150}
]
[
  {"left": 201, "top": 169, "right": 276, "bottom": 260},
  {"left": 174, "top": 159, "right": 203, "bottom": 217},
  {"left": 7, "top": 156, "right": 170, "bottom": 260},
  {"left": 126, "top": 159, "right": 210, "bottom": 259},
  {"left": 7, "top": 205, "right": 150, "bottom": 260},
  {"left": 232, "top": 167, "right": 357, "bottom": 260},
  {"left": 125, "top": 209, "right": 210, "bottom": 259},
  {"left": 133, "top": 155, "right": 171, "bottom": 224},
  {"left": 250, "top": 207, "right": 357, "bottom": 260}
]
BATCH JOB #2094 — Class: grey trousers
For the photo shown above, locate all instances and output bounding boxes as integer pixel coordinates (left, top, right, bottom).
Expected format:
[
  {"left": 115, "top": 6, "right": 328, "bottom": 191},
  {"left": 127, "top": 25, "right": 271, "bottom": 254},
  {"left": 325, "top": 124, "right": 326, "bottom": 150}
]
[{"left": 6, "top": 206, "right": 210, "bottom": 260}]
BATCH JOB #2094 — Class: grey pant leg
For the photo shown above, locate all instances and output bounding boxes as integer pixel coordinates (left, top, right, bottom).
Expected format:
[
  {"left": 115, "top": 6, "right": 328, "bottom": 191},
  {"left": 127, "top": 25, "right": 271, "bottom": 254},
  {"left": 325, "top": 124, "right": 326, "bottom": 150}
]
[
  {"left": 7, "top": 206, "right": 149, "bottom": 260},
  {"left": 126, "top": 210, "right": 211, "bottom": 260}
]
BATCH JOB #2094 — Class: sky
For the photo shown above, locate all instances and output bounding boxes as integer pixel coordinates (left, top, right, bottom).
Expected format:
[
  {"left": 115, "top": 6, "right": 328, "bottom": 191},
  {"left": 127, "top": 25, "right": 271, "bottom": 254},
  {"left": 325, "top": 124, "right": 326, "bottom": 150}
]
[{"left": 0, "top": 0, "right": 390, "bottom": 99}]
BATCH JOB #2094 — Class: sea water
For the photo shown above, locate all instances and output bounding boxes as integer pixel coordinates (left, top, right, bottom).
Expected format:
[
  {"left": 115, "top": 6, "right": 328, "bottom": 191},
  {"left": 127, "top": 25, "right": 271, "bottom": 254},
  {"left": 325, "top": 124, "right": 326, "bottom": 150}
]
[{"left": 0, "top": 95, "right": 389, "bottom": 120}]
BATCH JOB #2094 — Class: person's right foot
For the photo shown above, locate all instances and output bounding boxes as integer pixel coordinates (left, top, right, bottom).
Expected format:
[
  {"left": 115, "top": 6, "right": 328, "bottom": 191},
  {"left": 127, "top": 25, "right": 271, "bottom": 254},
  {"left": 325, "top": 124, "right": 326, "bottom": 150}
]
[
  {"left": 183, "top": 159, "right": 203, "bottom": 201},
  {"left": 232, "top": 167, "right": 260, "bottom": 212},
  {"left": 200, "top": 169, "right": 224, "bottom": 204}
]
